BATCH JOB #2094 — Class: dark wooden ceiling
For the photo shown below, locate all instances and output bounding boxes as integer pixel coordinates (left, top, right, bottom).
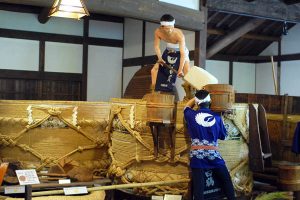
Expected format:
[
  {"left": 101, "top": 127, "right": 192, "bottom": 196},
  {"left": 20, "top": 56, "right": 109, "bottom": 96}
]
[{"left": 207, "top": 10, "right": 295, "bottom": 56}]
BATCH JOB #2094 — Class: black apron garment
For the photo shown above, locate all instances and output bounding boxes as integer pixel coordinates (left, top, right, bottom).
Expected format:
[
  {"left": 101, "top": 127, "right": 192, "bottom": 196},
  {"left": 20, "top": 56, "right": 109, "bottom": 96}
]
[
  {"left": 292, "top": 122, "right": 300, "bottom": 155},
  {"left": 155, "top": 49, "right": 180, "bottom": 92}
]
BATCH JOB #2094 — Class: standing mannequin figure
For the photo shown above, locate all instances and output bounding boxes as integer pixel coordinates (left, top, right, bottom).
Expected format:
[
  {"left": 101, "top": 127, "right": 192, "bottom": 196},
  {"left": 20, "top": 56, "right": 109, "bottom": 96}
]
[{"left": 184, "top": 90, "right": 236, "bottom": 200}]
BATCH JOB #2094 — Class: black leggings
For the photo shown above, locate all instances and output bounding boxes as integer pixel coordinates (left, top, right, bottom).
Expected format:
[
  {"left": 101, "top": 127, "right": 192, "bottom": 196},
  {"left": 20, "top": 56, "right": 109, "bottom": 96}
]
[{"left": 191, "top": 166, "right": 236, "bottom": 200}]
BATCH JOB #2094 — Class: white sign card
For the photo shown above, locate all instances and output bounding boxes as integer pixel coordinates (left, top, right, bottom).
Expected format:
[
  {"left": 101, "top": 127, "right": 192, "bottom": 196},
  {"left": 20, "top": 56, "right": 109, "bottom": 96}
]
[
  {"left": 59, "top": 179, "right": 71, "bottom": 184},
  {"left": 164, "top": 194, "right": 182, "bottom": 200},
  {"left": 4, "top": 186, "right": 25, "bottom": 194},
  {"left": 151, "top": 195, "right": 164, "bottom": 200},
  {"left": 63, "top": 186, "right": 88, "bottom": 195},
  {"left": 15, "top": 169, "right": 40, "bottom": 185}
]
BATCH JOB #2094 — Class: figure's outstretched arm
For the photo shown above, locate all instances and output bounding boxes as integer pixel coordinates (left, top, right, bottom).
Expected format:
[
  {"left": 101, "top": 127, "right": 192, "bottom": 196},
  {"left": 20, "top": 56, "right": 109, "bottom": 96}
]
[{"left": 154, "top": 30, "right": 164, "bottom": 63}]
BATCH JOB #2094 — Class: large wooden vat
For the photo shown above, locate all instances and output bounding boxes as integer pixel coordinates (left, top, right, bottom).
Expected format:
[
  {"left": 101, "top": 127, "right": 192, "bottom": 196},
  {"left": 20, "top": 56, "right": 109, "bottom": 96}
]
[
  {"left": 204, "top": 84, "right": 235, "bottom": 112},
  {"left": 278, "top": 163, "right": 300, "bottom": 191}
]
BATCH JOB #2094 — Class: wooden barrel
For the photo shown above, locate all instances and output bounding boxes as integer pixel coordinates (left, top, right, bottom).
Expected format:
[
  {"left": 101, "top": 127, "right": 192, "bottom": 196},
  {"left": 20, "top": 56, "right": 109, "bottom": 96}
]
[
  {"left": 278, "top": 163, "right": 300, "bottom": 191},
  {"left": 203, "top": 84, "right": 235, "bottom": 112},
  {"left": 143, "top": 93, "right": 175, "bottom": 123}
]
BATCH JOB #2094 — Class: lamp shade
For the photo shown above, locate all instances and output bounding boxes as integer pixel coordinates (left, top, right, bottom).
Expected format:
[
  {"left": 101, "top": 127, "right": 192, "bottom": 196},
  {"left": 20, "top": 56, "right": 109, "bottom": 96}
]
[{"left": 49, "top": 0, "right": 90, "bottom": 20}]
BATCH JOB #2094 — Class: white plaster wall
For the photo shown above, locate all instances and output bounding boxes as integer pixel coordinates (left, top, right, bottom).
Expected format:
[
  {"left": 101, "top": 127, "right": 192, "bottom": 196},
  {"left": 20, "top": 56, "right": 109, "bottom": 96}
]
[
  {"left": 0, "top": 37, "right": 39, "bottom": 71},
  {"left": 145, "top": 22, "right": 164, "bottom": 56},
  {"left": 159, "top": 0, "right": 199, "bottom": 10},
  {"left": 123, "top": 18, "right": 143, "bottom": 59},
  {"left": 281, "top": 61, "right": 300, "bottom": 96},
  {"left": 122, "top": 66, "right": 141, "bottom": 95},
  {"left": 87, "top": 45, "right": 122, "bottom": 101},
  {"left": 256, "top": 62, "right": 278, "bottom": 95},
  {"left": 206, "top": 60, "right": 229, "bottom": 84},
  {"left": 0, "top": 10, "right": 83, "bottom": 36},
  {"left": 233, "top": 62, "right": 255, "bottom": 93},
  {"left": 45, "top": 42, "right": 83, "bottom": 73},
  {"left": 183, "top": 30, "right": 195, "bottom": 51},
  {"left": 281, "top": 25, "right": 300, "bottom": 55},
  {"left": 257, "top": 24, "right": 300, "bottom": 96},
  {"left": 89, "top": 20, "right": 123, "bottom": 39}
]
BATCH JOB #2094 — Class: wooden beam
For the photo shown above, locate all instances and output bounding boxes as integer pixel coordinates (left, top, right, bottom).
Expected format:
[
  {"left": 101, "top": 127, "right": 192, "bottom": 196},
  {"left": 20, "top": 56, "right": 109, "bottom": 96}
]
[
  {"left": 0, "top": 70, "right": 82, "bottom": 81},
  {"left": 207, "top": 0, "right": 300, "bottom": 23},
  {"left": 283, "top": 0, "right": 300, "bottom": 5},
  {"left": 207, "top": 18, "right": 265, "bottom": 58},
  {"left": 207, "top": 28, "right": 280, "bottom": 41},
  {"left": 87, "top": 0, "right": 205, "bottom": 31},
  {"left": 0, "top": 28, "right": 123, "bottom": 47},
  {"left": 3, "top": 0, "right": 204, "bottom": 30},
  {"left": 211, "top": 52, "right": 300, "bottom": 63},
  {"left": 0, "top": 2, "right": 41, "bottom": 14},
  {"left": 123, "top": 50, "right": 196, "bottom": 67}
]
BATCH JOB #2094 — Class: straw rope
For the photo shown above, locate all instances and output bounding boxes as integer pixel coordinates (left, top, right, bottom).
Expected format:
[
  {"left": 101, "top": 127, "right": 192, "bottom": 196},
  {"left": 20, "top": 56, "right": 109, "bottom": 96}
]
[
  {"left": 106, "top": 102, "right": 191, "bottom": 195},
  {"left": 0, "top": 105, "right": 108, "bottom": 171}
]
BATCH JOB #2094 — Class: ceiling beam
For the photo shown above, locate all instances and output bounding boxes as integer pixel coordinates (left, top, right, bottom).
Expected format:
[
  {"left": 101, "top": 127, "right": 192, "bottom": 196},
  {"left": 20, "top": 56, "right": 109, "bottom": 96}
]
[
  {"left": 282, "top": 0, "right": 300, "bottom": 5},
  {"left": 211, "top": 52, "right": 300, "bottom": 63},
  {"left": 87, "top": 0, "right": 205, "bottom": 30},
  {"left": 207, "top": 18, "right": 265, "bottom": 58},
  {"left": 207, "top": 28, "right": 280, "bottom": 41},
  {"left": 207, "top": 0, "right": 300, "bottom": 23},
  {"left": 4, "top": 0, "right": 205, "bottom": 30}
]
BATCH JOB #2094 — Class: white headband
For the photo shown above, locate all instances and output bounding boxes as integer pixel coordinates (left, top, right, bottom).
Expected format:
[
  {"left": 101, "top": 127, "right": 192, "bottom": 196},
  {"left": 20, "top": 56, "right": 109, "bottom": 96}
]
[
  {"left": 160, "top": 20, "right": 175, "bottom": 26},
  {"left": 195, "top": 94, "right": 211, "bottom": 105}
]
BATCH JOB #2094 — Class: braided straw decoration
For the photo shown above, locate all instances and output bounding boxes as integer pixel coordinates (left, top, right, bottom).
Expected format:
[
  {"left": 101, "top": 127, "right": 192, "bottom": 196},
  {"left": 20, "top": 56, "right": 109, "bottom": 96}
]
[{"left": 0, "top": 105, "right": 108, "bottom": 171}]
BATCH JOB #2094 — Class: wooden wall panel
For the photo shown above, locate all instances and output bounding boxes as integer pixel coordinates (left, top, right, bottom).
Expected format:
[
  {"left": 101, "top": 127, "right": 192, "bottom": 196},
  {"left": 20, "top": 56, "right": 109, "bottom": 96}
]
[
  {"left": 0, "top": 78, "right": 81, "bottom": 101},
  {"left": 236, "top": 93, "right": 300, "bottom": 163}
]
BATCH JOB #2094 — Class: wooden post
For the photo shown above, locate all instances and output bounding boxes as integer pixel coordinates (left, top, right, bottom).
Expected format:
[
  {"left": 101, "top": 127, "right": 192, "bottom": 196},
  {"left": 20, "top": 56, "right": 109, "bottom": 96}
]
[
  {"left": 25, "top": 185, "right": 32, "bottom": 200},
  {"left": 281, "top": 94, "right": 289, "bottom": 158},
  {"left": 81, "top": 17, "right": 89, "bottom": 100},
  {"left": 277, "top": 39, "right": 282, "bottom": 94}
]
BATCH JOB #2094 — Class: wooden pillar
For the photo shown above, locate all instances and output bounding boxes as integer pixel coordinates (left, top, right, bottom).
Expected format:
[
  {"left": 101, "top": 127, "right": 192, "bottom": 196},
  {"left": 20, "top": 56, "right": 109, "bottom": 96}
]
[
  {"left": 81, "top": 17, "right": 89, "bottom": 100},
  {"left": 25, "top": 185, "right": 32, "bottom": 200},
  {"left": 194, "top": 1, "right": 207, "bottom": 68},
  {"left": 38, "top": 40, "right": 45, "bottom": 100},
  {"left": 121, "top": 19, "right": 125, "bottom": 97},
  {"left": 229, "top": 61, "right": 233, "bottom": 85},
  {"left": 277, "top": 39, "right": 281, "bottom": 95}
]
